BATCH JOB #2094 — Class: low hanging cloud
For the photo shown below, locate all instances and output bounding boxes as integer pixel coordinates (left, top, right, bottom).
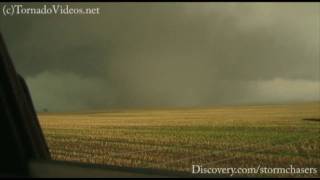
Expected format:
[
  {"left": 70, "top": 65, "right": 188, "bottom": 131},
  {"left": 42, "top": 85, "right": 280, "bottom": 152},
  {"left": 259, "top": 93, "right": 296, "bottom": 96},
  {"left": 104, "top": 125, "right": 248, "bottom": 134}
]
[
  {"left": 1, "top": 3, "right": 319, "bottom": 112},
  {"left": 26, "top": 71, "right": 117, "bottom": 112}
]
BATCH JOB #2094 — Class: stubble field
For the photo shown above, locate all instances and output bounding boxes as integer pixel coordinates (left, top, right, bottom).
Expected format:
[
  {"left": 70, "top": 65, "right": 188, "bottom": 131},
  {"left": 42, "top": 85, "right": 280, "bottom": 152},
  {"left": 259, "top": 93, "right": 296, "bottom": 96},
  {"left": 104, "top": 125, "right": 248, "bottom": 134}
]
[{"left": 38, "top": 102, "right": 320, "bottom": 177}]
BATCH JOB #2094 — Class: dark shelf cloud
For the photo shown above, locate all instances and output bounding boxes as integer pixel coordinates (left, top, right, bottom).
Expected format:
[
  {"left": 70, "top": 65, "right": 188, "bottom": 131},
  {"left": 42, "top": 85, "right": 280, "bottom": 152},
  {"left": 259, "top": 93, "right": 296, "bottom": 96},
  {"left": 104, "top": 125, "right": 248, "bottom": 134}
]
[{"left": 1, "top": 3, "right": 319, "bottom": 112}]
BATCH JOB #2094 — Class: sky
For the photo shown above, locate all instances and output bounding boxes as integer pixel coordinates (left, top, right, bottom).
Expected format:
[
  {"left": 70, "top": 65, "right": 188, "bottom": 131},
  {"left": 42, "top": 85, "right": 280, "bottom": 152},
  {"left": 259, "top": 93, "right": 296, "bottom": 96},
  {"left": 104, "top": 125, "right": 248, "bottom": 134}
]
[{"left": 0, "top": 3, "right": 319, "bottom": 112}]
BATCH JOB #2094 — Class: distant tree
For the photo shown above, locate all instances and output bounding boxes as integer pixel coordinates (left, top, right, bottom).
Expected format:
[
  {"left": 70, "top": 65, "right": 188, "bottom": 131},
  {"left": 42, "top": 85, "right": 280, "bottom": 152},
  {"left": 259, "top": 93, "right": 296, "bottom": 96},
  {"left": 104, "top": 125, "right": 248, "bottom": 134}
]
[{"left": 43, "top": 108, "right": 48, "bottom": 113}]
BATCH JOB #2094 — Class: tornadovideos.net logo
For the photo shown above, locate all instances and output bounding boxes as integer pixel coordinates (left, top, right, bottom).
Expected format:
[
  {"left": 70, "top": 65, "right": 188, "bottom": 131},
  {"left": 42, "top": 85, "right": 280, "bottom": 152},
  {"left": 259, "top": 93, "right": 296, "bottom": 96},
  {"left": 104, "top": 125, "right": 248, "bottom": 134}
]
[
  {"left": 192, "top": 164, "right": 318, "bottom": 177},
  {"left": 2, "top": 4, "right": 100, "bottom": 16}
]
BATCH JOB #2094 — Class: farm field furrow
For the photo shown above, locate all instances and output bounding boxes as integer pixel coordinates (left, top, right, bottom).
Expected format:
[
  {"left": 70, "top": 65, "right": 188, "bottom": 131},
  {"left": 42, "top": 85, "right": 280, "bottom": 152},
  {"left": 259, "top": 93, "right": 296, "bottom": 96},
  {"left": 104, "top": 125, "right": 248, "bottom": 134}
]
[{"left": 39, "top": 102, "right": 320, "bottom": 177}]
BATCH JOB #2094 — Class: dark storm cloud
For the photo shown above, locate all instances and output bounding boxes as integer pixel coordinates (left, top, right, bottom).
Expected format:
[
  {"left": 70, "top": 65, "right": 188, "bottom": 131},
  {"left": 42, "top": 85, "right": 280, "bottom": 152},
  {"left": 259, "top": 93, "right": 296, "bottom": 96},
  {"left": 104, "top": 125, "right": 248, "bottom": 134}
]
[{"left": 0, "top": 3, "right": 319, "bottom": 111}]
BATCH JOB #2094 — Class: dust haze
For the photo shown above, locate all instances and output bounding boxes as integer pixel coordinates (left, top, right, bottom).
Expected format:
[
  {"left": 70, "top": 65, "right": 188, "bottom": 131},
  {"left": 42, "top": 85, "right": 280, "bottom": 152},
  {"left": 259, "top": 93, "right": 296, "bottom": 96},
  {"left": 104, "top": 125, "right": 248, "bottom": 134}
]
[{"left": 0, "top": 3, "right": 319, "bottom": 112}]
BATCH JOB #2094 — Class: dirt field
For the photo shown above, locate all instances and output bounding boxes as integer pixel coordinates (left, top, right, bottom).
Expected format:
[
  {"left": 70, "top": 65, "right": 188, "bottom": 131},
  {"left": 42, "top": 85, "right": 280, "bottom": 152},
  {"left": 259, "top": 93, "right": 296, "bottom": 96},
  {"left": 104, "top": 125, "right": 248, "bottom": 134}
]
[{"left": 38, "top": 102, "right": 320, "bottom": 177}]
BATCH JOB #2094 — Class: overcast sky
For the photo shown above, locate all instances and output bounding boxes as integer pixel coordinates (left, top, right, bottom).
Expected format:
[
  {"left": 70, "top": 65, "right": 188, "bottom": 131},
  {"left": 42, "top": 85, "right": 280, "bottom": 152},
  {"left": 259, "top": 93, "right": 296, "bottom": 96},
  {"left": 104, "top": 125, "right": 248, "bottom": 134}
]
[{"left": 0, "top": 3, "right": 319, "bottom": 112}]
